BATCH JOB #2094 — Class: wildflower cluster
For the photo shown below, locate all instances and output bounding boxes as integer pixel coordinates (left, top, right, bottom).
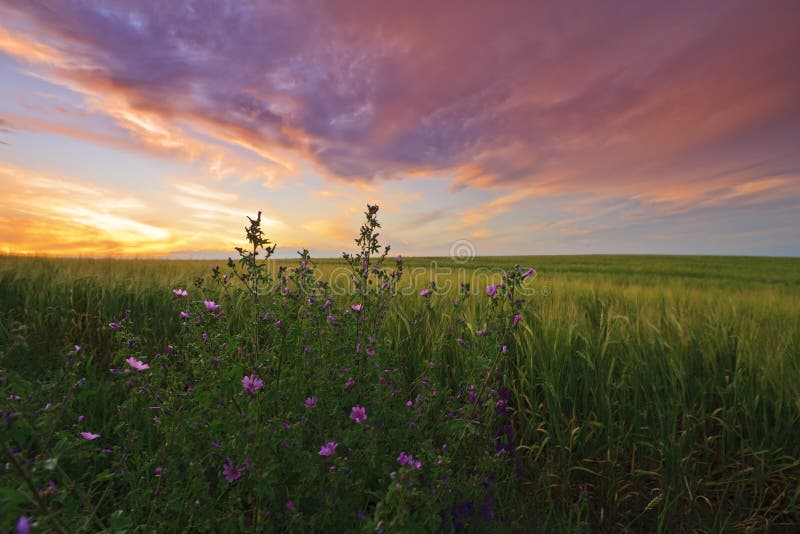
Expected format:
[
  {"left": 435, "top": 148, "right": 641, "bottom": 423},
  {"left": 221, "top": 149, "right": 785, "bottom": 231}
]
[{"left": 1, "top": 205, "right": 538, "bottom": 532}]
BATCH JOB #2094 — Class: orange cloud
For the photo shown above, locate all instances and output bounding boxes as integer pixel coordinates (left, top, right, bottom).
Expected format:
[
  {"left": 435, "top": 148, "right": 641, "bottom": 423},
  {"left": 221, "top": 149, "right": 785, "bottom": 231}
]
[{"left": 0, "top": 164, "right": 291, "bottom": 257}]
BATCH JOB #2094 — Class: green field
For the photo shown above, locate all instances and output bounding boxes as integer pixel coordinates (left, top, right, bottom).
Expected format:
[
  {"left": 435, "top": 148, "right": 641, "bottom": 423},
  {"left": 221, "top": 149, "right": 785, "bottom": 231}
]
[{"left": 1, "top": 250, "right": 799, "bottom": 531}]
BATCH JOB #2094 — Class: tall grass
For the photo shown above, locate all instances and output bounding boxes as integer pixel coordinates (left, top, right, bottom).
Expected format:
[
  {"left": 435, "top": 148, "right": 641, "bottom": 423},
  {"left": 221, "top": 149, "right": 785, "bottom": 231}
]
[{"left": 1, "top": 250, "right": 799, "bottom": 530}]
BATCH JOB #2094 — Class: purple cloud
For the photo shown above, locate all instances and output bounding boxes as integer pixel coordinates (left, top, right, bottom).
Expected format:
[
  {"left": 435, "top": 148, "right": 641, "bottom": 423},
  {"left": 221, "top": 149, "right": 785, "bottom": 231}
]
[{"left": 0, "top": 0, "right": 798, "bottom": 196}]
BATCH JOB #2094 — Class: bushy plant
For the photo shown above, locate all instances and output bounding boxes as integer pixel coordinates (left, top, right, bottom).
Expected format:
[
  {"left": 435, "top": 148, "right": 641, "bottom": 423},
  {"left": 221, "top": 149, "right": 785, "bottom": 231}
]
[{"left": 1, "top": 205, "right": 536, "bottom": 532}]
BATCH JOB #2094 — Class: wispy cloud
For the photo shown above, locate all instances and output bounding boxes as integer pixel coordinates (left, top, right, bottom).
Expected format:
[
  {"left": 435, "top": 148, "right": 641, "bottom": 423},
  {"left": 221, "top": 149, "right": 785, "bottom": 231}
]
[
  {"left": 1, "top": 0, "right": 797, "bottom": 196},
  {"left": 0, "top": 164, "right": 286, "bottom": 256}
]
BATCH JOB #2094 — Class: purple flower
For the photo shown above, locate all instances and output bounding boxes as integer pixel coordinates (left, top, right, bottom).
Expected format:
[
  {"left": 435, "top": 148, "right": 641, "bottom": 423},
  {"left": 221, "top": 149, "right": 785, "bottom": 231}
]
[
  {"left": 154, "top": 466, "right": 164, "bottom": 474},
  {"left": 80, "top": 432, "right": 101, "bottom": 440},
  {"left": 74, "top": 344, "right": 82, "bottom": 352},
  {"left": 16, "top": 516, "right": 30, "bottom": 534},
  {"left": 406, "top": 400, "right": 413, "bottom": 408},
  {"left": 222, "top": 457, "right": 245, "bottom": 482},
  {"left": 513, "top": 313, "right": 521, "bottom": 327},
  {"left": 365, "top": 347, "right": 375, "bottom": 356},
  {"left": 39, "top": 480, "right": 56, "bottom": 496},
  {"left": 486, "top": 284, "right": 498, "bottom": 297},
  {"left": 523, "top": 268, "right": 536, "bottom": 279},
  {"left": 108, "top": 322, "right": 121, "bottom": 330},
  {"left": 125, "top": 357, "right": 150, "bottom": 371},
  {"left": 204, "top": 300, "right": 221, "bottom": 312},
  {"left": 397, "top": 451, "right": 422, "bottom": 469},
  {"left": 327, "top": 315, "right": 337, "bottom": 325},
  {"left": 318, "top": 441, "right": 338, "bottom": 456},
  {"left": 242, "top": 375, "right": 264, "bottom": 395},
  {"left": 172, "top": 288, "right": 188, "bottom": 297},
  {"left": 345, "top": 377, "right": 355, "bottom": 389},
  {"left": 78, "top": 415, "right": 85, "bottom": 422},
  {"left": 349, "top": 405, "right": 367, "bottom": 423},
  {"left": 419, "top": 289, "right": 431, "bottom": 297},
  {"left": 351, "top": 303, "right": 363, "bottom": 312},
  {"left": 180, "top": 311, "right": 190, "bottom": 319},
  {"left": 286, "top": 501, "right": 296, "bottom": 512},
  {"left": 456, "top": 338, "right": 464, "bottom": 345},
  {"left": 304, "top": 396, "right": 317, "bottom": 409},
  {"left": 322, "top": 299, "right": 331, "bottom": 311}
]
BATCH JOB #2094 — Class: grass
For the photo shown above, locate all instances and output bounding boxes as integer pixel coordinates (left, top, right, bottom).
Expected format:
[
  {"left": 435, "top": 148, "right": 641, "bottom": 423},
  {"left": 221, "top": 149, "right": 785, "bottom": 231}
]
[{"left": 1, "top": 242, "right": 799, "bottom": 531}]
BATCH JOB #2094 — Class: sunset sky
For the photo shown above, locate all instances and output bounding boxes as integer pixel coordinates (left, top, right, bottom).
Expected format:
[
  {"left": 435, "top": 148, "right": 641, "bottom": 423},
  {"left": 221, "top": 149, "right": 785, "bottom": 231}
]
[{"left": 1, "top": 1, "right": 798, "bottom": 258}]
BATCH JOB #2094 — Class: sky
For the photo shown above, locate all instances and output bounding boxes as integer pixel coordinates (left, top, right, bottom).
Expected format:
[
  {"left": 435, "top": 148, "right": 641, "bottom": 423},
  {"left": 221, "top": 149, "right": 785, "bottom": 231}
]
[{"left": 0, "top": 0, "right": 798, "bottom": 258}]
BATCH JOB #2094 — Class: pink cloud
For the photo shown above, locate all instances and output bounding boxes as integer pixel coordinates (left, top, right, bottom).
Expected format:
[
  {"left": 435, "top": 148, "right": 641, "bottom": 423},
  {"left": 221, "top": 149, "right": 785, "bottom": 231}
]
[{"left": 0, "top": 0, "right": 797, "bottom": 207}]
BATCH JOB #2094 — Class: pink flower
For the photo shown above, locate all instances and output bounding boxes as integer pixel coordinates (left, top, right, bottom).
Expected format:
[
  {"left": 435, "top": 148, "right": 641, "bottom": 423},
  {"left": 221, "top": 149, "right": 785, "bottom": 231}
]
[
  {"left": 125, "top": 357, "right": 150, "bottom": 371},
  {"left": 351, "top": 304, "right": 363, "bottom": 312},
  {"left": 204, "top": 300, "right": 221, "bottom": 312},
  {"left": 349, "top": 405, "right": 367, "bottom": 423},
  {"left": 406, "top": 400, "right": 413, "bottom": 408},
  {"left": 304, "top": 396, "right": 317, "bottom": 409},
  {"left": 318, "top": 441, "right": 338, "bottom": 456},
  {"left": 322, "top": 299, "right": 331, "bottom": 311},
  {"left": 513, "top": 313, "right": 521, "bottom": 327},
  {"left": 180, "top": 311, "right": 190, "bottom": 319},
  {"left": 345, "top": 377, "right": 355, "bottom": 389},
  {"left": 419, "top": 289, "right": 431, "bottom": 297},
  {"left": 172, "top": 288, "right": 188, "bottom": 297},
  {"left": 80, "top": 432, "right": 101, "bottom": 440},
  {"left": 486, "top": 284, "right": 498, "bottom": 297},
  {"left": 365, "top": 347, "right": 375, "bottom": 356},
  {"left": 242, "top": 375, "right": 264, "bottom": 394},
  {"left": 108, "top": 322, "right": 121, "bottom": 330}
]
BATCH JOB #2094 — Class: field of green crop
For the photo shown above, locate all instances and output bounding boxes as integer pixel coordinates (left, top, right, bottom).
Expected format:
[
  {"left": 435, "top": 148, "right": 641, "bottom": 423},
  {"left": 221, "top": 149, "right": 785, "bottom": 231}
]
[{"left": 2, "top": 213, "right": 799, "bottom": 531}]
